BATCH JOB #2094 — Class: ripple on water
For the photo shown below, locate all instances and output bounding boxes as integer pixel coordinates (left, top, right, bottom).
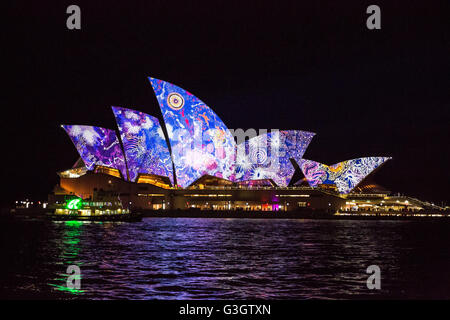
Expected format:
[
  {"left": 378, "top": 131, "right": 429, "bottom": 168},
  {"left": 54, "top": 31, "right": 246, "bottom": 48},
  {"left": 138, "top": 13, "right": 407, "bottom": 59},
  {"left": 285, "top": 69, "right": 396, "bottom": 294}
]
[{"left": 1, "top": 218, "right": 450, "bottom": 299}]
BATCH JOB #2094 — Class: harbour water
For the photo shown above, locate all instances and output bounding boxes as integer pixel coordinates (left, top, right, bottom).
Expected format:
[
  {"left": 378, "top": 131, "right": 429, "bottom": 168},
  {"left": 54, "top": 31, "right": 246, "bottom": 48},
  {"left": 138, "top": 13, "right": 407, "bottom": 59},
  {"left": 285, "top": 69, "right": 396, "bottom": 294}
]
[{"left": 1, "top": 218, "right": 449, "bottom": 299}]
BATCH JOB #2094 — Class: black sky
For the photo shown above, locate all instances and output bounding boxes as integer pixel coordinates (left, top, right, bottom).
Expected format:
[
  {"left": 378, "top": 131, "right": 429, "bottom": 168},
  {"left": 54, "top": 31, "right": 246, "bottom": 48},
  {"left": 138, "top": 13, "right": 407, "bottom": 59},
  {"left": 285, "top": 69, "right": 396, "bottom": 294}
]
[{"left": 4, "top": 1, "right": 450, "bottom": 205}]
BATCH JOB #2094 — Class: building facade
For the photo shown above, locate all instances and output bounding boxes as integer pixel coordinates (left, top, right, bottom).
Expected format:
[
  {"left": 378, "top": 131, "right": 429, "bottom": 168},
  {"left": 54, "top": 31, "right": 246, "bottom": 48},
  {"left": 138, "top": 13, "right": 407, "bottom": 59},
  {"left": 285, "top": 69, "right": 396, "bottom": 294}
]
[{"left": 50, "top": 77, "right": 424, "bottom": 214}]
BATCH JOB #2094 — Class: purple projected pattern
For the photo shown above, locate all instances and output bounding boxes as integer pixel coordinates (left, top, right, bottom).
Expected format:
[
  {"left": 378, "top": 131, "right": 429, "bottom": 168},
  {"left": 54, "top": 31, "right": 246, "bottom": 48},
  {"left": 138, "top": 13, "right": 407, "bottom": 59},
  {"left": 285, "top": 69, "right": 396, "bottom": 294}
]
[
  {"left": 235, "top": 130, "right": 315, "bottom": 187},
  {"left": 298, "top": 157, "right": 391, "bottom": 193},
  {"left": 62, "top": 125, "right": 128, "bottom": 179},
  {"left": 112, "top": 107, "right": 174, "bottom": 184},
  {"left": 149, "top": 77, "right": 236, "bottom": 188}
]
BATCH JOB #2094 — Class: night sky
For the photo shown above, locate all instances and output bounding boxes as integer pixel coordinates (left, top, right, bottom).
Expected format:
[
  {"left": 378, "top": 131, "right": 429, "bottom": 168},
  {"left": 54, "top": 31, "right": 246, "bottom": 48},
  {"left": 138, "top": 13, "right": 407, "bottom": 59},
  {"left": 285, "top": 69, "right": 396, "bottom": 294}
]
[{"left": 4, "top": 1, "right": 449, "bottom": 205}]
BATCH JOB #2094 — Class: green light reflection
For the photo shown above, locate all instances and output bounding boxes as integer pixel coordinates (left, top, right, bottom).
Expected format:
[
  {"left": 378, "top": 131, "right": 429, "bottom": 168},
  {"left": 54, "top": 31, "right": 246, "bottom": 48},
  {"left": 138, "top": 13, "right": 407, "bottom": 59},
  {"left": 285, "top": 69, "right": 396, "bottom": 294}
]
[
  {"left": 49, "top": 283, "right": 84, "bottom": 295},
  {"left": 48, "top": 220, "right": 86, "bottom": 296}
]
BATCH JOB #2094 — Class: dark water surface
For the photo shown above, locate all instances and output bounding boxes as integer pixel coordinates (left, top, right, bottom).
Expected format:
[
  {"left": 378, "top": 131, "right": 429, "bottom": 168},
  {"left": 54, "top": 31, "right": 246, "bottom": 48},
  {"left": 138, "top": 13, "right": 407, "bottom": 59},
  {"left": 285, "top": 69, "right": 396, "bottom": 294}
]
[{"left": 1, "top": 218, "right": 450, "bottom": 299}]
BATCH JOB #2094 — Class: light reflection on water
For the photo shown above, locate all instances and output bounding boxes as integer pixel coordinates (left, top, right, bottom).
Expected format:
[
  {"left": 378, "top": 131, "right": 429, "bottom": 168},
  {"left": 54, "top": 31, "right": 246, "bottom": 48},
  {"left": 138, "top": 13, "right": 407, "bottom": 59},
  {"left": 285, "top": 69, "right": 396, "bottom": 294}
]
[{"left": 1, "top": 218, "right": 450, "bottom": 299}]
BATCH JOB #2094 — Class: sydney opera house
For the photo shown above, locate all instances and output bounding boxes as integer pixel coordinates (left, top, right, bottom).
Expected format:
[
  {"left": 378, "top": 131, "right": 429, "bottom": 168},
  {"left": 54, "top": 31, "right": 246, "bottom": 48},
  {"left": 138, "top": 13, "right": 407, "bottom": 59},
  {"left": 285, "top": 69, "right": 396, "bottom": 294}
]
[{"left": 49, "top": 77, "right": 433, "bottom": 214}]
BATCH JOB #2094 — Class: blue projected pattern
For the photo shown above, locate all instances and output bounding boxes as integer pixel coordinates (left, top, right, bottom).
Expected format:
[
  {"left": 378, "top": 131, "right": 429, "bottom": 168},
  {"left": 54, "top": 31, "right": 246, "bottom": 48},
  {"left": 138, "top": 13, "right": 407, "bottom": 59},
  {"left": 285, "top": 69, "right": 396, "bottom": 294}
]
[
  {"left": 112, "top": 107, "right": 174, "bottom": 184},
  {"left": 298, "top": 157, "right": 391, "bottom": 193},
  {"left": 149, "top": 77, "right": 236, "bottom": 188},
  {"left": 62, "top": 125, "right": 128, "bottom": 179},
  {"left": 235, "top": 130, "right": 315, "bottom": 186}
]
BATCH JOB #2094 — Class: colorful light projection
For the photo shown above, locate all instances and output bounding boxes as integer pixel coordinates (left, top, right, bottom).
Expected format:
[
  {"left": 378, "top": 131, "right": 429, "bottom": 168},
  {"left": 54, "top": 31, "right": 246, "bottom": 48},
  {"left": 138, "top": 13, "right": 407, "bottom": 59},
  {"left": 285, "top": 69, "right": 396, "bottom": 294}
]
[
  {"left": 149, "top": 77, "right": 236, "bottom": 187},
  {"left": 235, "top": 130, "right": 315, "bottom": 186},
  {"left": 62, "top": 125, "right": 128, "bottom": 179},
  {"left": 298, "top": 157, "right": 391, "bottom": 193},
  {"left": 112, "top": 107, "right": 174, "bottom": 184}
]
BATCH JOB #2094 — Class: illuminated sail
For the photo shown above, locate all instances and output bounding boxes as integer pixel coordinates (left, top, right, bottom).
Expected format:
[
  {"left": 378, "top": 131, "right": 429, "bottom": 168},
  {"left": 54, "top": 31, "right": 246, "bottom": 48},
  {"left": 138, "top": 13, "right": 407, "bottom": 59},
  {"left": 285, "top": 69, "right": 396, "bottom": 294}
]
[
  {"left": 298, "top": 157, "right": 391, "bottom": 193},
  {"left": 149, "top": 77, "right": 236, "bottom": 187},
  {"left": 62, "top": 125, "right": 128, "bottom": 179},
  {"left": 112, "top": 106, "right": 174, "bottom": 184},
  {"left": 235, "top": 130, "right": 315, "bottom": 186}
]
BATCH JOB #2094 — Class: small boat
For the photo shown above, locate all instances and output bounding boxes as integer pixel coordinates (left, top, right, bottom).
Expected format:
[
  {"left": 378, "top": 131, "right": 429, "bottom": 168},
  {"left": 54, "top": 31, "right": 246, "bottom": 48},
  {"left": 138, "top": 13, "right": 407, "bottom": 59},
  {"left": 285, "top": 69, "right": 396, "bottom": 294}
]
[{"left": 46, "top": 197, "right": 142, "bottom": 222}]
